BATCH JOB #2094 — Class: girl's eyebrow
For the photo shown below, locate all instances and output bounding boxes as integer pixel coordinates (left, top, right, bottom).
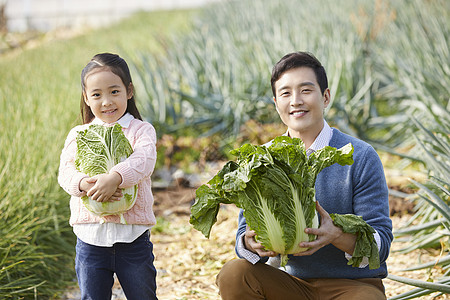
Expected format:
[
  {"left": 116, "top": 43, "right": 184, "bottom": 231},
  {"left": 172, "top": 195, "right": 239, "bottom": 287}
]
[{"left": 89, "top": 85, "right": 122, "bottom": 92}]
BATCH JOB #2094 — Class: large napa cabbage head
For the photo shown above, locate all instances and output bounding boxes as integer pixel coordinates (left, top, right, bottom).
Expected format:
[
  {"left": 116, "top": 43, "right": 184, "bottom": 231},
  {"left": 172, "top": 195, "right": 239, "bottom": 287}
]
[{"left": 75, "top": 124, "right": 137, "bottom": 224}]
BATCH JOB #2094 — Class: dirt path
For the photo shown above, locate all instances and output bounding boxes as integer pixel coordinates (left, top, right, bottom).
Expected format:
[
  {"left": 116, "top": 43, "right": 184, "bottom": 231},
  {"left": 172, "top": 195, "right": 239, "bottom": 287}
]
[{"left": 63, "top": 186, "right": 448, "bottom": 300}]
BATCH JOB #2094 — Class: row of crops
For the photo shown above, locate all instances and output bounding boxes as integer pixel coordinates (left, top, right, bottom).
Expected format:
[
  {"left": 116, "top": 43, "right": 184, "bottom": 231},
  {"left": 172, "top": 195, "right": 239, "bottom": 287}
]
[
  {"left": 127, "top": 0, "right": 449, "bottom": 298},
  {"left": 0, "top": 0, "right": 448, "bottom": 298},
  {"left": 0, "top": 10, "right": 196, "bottom": 299}
]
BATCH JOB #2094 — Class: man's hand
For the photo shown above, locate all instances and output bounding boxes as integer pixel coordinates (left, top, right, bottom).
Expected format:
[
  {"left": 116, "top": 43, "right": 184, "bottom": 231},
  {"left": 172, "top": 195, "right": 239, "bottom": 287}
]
[
  {"left": 294, "top": 201, "right": 356, "bottom": 256},
  {"left": 244, "top": 226, "right": 278, "bottom": 257}
]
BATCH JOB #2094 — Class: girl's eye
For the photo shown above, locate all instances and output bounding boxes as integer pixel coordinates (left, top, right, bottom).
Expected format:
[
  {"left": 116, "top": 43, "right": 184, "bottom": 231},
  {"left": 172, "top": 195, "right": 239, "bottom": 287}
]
[
  {"left": 92, "top": 93, "right": 100, "bottom": 98},
  {"left": 111, "top": 90, "right": 120, "bottom": 95}
]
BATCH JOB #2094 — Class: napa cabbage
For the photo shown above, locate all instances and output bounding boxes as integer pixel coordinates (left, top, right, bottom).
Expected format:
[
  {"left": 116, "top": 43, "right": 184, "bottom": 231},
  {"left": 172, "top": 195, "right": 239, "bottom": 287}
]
[
  {"left": 75, "top": 124, "right": 137, "bottom": 224},
  {"left": 190, "top": 136, "right": 358, "bottom": 267}
]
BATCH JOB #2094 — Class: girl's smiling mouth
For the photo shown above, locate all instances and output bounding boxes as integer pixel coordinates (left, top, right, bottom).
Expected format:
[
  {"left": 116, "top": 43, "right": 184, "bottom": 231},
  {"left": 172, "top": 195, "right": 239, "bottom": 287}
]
[{"left": 102, "top": 109, "right": 117, "bottom": 114}]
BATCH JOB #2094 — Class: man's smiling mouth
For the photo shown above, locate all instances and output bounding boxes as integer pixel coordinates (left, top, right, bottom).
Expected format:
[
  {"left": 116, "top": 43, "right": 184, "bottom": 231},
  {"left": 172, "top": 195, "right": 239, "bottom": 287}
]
[{"left": 290, "top": 110, "right": 307, "bottom": 116}]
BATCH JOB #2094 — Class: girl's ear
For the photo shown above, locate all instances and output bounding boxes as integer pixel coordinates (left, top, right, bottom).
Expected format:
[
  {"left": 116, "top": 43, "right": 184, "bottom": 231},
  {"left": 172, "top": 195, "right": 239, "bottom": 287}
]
[
  {"left": 83, "top": 92, "right": 90, "bottom": 106},
  {"left": 127, "top": 83, "right": 134, "bottom": 99}
]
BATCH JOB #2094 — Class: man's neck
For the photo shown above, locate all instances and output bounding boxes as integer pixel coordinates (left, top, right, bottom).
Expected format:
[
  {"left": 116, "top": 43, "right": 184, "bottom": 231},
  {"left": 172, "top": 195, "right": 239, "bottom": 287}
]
[{"left": 288, "top": 124, "right": 324, "bottom": 150}]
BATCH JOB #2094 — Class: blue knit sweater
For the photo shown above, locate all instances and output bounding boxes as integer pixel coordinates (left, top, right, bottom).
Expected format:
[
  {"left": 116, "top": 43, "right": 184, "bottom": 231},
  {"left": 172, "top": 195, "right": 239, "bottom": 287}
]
[{"left": 235, "top": 128, "right": 393, "bottom": 279}]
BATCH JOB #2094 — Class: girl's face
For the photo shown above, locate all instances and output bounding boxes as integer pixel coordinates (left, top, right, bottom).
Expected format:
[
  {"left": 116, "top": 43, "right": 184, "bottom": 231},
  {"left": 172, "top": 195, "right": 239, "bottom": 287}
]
[{"left": 83, "top": 69, "right": 131, "bottom": 124}]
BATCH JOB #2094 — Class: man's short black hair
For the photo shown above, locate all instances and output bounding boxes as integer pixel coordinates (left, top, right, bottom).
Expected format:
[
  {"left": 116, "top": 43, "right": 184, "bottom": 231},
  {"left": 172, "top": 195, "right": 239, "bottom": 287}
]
[{"left": 271, "top": 51, "right": 328, "bottom": 97}]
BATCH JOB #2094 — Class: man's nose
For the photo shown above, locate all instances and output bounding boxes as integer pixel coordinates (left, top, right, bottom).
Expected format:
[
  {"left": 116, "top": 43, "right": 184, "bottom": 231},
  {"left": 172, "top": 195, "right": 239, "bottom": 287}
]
[{"left": 291, "top": 91, "right": 303, "bottom": 105}]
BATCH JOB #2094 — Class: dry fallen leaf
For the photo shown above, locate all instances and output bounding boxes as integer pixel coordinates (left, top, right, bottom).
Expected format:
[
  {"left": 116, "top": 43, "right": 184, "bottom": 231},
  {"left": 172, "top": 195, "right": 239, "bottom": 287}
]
[{"left": 64, "top": 186, "right": 448, "bottom": 300}]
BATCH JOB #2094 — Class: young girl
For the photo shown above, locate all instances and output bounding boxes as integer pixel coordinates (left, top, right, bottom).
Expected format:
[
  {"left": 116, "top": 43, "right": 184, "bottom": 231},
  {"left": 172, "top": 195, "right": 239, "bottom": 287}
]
[{"left": 58, "top": 53, "right": 158, "bottom": 300}]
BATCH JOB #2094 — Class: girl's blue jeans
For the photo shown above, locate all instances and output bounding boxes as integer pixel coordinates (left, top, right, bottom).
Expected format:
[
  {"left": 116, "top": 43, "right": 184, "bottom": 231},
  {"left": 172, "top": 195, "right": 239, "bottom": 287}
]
[{"left": 75, "top": 230, "right": 157, "bottom": 300}]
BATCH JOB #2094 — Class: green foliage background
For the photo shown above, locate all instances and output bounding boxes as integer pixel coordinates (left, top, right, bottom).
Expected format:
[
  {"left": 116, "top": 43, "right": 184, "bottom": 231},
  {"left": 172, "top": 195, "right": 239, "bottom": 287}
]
[
  {"left": 0, "top": 10, "right": 197, "bottom": 299},
  {"left": 0, "top": 0, "right": 448, "bottom": 298}
]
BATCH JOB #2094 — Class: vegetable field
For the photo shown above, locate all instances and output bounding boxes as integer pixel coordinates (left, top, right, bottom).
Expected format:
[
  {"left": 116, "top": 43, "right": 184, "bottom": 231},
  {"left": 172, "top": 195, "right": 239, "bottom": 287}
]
[{"left": 1, "top": 0, "right": 449, "bottom": 299}]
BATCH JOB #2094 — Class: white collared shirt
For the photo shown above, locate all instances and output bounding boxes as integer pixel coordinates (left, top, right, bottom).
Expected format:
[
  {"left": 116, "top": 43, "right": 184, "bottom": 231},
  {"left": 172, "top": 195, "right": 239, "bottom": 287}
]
[
  {"left": 73, "top": 113, "right": 150, "bottom": 247},
  {"left": 90, "top": 112, "right": 134, "bottom": 127}
]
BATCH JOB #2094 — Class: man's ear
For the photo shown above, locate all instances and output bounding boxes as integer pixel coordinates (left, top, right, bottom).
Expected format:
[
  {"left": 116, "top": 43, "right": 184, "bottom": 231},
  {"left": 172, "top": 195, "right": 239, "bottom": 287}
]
[
  {"left": 273, "top": 97, "right": 279, "bottom": 112},
  {"left": 127, "top": 83, "right": 134, "bottom": 99},
  {"left": 323, "top": 88, "right": 331, "bottom": 108}
]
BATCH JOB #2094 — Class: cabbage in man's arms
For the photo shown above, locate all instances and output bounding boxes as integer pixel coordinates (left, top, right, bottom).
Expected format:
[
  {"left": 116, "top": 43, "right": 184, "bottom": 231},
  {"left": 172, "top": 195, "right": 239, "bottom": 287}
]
[{"left": 190, "top": 136, "right": 379, "bottom": 268}]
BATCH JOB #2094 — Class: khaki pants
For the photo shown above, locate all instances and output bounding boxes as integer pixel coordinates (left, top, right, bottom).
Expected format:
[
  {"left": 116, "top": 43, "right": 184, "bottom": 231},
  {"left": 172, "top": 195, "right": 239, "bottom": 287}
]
[{"left": 216, "top": 259, "right": 386, "bottom": 300}]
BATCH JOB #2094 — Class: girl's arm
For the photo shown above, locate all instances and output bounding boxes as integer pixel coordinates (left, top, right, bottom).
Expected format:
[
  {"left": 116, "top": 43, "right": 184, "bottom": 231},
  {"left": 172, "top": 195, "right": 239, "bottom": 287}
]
[
  {"left": 58, "top": 126, "right": 129, "bottom": 202},
  {"left": 110, "top": 122, "right": 157, "bottom": 188},
  {"left": 58, "top": 127, "right": 89, "bottom": 197}
]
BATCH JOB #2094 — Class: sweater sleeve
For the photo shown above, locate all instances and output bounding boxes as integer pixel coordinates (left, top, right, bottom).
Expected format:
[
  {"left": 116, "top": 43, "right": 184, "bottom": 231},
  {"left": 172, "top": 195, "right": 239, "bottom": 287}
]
[
  {"left": 235, "top": 209, "right": 269, "bottom": 264},
  {"left": 352, "top": 145, "right": 393, "bottom": 263},
  {"left": 58, "top": 127, "right": 88, "bottom": 197},
  {"left": 110, "top": 121, "right": 157, "bottom": 188}
]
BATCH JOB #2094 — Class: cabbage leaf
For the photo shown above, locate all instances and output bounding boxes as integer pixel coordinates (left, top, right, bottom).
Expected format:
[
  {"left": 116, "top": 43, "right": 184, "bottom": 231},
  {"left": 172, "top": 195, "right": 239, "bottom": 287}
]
[
  {"left": 190, "top": 136, "right": 361, "bottom": 267},
  {"left": 330, "top": 213, "right": 380, "bottom": 269},
  {"left": 75, "top": 124, "right": 137, "bottom": 224}
]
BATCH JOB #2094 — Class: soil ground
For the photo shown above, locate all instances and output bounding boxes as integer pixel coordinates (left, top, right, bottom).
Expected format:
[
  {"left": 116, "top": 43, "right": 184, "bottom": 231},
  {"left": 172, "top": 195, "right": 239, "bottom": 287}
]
[{"left": 63, "top": 185, "right": 448, "bottom": 300}]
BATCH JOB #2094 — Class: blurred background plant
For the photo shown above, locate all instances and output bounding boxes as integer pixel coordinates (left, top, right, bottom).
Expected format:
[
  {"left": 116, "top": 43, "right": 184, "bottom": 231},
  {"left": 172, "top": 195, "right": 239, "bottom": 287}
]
[
  {"left": 127, "top": 0, "right": 449, "bottom": 297},
  {"left": 0, "top": 8, "right": 197, "bottom": 299},
  {"left": 0, "top": 0, "right": 448, "bottom": 298}
]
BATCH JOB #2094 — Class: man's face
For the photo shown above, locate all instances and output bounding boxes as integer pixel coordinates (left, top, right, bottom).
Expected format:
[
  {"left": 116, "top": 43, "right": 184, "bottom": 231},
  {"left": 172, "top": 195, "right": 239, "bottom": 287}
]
[{"left": 273, "top": 67, "right": 330, "bottom": 138}]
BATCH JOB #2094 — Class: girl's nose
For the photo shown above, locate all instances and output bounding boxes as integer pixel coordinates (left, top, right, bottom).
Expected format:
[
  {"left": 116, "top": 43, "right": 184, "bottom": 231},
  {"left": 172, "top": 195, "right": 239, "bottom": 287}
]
[{"left": 102, "top": 96, "right": 112, "bottom": 106}]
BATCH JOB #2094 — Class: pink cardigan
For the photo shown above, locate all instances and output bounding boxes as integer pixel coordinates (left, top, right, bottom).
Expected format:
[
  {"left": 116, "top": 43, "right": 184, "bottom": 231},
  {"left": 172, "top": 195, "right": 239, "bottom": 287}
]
[{"left": 58, "top": 115, "right": 157, "bottom": 226}]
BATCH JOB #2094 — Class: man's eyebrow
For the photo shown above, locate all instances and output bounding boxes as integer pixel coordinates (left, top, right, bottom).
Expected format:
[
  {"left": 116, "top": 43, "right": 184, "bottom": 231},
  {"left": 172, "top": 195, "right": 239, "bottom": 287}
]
[{"left": 277, "top": 81, "right": 316, "bottom": 93}]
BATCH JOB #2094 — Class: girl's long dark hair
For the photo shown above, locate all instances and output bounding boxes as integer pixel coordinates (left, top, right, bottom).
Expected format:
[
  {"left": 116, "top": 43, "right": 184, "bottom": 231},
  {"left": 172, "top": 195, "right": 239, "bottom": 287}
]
[{"left": 80, "top": 53, "right": 143, "bottom": 124}]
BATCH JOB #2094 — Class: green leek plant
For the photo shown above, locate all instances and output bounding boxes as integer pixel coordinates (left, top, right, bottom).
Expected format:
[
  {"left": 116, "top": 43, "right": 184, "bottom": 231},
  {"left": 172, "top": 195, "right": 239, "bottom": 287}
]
[
  {"left": 127, "top": 1, "right": 449, "bottom": 298},
  {"left": 372, "top": 2, "right": 450, "bottom": 296},
  {"left": 129, "top": 0, "right": 393, "bottom": 142},
  {"left": 0, "top": 9, "right": 195, "bottom": 299},
  {"left": 386, "top": 114, "right": 449, "bottom": 299}
]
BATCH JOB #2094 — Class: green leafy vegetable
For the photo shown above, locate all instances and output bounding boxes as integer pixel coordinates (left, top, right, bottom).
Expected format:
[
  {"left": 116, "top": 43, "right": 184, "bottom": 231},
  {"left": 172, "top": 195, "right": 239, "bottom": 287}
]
[
  {"left": 190, "top": 136, "right": 357, "bottom": 266},
  {"left": 75, "top": 124, "right": 137, "bottom": 224},
  {"left": 330, "top": 213, "right": 380, "bottom": 269}
]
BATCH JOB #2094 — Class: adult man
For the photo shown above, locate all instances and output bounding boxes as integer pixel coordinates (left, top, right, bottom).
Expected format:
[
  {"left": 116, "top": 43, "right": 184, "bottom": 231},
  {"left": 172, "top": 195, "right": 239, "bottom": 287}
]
[{"left": 216, "top": 52, "right": 393, "bottom": 299}]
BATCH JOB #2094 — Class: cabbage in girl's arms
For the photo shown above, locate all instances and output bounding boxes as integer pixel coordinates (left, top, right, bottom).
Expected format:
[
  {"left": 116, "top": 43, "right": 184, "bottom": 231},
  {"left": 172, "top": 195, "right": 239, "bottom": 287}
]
[
  {"left": 190, "top": 136, "right": 379, "bottom": 268},
  {"left": 75, "top": 124, "right": 137, "bottom": 224}
]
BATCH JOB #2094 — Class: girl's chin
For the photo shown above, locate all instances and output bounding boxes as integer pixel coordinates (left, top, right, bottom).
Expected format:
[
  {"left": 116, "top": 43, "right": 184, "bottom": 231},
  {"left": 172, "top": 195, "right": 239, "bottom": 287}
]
[{"left": 98, "top": 116, "right": 120, "bottom": 123}]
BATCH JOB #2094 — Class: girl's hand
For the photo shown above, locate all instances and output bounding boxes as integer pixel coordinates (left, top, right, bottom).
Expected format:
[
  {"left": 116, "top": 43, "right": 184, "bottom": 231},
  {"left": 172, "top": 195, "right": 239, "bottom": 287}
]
[
  {"left": 244, "top": 225, "right": 278, "bottom": 257},
  {"left": 294, "top": 201, "right": 356, "bottom": 256},
  {"left": 86, "top": 172, "right": 122, "bottom": 202},
  {"left": 109, "top": 188, "right": 123, "bottom": 202},
  {"left": 79, "top": 177, "right": 96, "bottom": 195}
]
